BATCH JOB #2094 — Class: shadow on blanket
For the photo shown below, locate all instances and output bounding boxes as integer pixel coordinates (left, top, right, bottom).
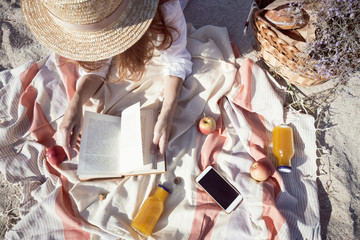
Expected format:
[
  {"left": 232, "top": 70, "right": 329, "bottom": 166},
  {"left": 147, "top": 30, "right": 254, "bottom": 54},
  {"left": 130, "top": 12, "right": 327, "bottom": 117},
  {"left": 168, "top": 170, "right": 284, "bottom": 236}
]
[{"left": 0, "top": 25, "right": 320, "bottom": 240}]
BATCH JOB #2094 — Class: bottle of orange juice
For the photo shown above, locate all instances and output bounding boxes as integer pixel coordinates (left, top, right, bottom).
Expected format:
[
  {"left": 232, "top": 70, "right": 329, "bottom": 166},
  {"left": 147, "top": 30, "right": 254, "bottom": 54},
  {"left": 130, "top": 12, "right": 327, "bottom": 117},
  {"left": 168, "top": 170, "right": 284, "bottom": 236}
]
[
  {"left": 131, "top": 185, "right": 170, "bottom": 238},
  {"left": 272, "top": 125, "right": 294, "bottom": 173}
]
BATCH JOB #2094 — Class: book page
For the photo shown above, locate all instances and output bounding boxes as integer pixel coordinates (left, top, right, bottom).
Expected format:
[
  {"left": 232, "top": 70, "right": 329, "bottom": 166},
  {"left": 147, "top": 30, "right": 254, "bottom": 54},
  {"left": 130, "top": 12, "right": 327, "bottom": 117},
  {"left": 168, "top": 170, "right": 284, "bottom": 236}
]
[
  {"left": 119, "top": 105, "right": 165, "bottom": 174},
  {"left": 77, "top": 112, "right": 122, "bottom": 177},
  {"left": 141, "top": 109, "right": 154, "bottom": 166},
  {"left": 118, "top": 102, "right": 144, "bottom": 172},
  {"left": 136, "top": 108, "right": 166, "bottom": 173}
]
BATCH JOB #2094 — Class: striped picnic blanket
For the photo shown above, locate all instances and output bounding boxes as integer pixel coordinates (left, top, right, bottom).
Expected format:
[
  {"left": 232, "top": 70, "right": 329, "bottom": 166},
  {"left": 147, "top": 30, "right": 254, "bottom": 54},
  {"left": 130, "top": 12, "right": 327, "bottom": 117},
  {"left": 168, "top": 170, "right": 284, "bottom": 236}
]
[{"left": 0, "top": 25, "right": 320, "bottom": 239}]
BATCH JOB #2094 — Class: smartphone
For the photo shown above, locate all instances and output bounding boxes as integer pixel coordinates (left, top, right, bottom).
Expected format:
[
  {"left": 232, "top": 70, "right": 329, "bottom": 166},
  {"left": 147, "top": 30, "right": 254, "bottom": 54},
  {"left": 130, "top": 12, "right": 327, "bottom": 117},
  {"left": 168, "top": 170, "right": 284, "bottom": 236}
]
[{"left": 195, "top": 166, "right": 243, "bottom": 213}]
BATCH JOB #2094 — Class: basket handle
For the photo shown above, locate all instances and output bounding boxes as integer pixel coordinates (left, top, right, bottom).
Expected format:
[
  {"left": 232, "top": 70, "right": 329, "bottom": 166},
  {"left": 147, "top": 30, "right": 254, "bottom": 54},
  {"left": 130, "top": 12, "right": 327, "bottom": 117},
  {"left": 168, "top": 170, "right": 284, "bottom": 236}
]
[{"left": 243, "top": 2, "right": 259, "bottom": 35}]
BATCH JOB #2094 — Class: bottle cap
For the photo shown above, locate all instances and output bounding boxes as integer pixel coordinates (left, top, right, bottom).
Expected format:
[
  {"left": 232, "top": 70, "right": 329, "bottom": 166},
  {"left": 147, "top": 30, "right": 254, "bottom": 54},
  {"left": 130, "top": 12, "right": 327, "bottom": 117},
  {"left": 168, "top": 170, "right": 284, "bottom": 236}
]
[
  {"left": 158, "top": 184, "right": 170, "bottom": 193},
  {"left": 277, "top": 166, "right": 292, "bottom": 173}
]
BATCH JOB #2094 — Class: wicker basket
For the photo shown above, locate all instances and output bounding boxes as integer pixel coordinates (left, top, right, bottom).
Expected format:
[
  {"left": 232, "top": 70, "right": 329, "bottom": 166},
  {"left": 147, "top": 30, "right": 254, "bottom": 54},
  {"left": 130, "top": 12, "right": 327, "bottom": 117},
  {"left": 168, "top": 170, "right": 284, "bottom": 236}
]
[{"left": 251, "top": 2, "right": 329, "bottom": 87}]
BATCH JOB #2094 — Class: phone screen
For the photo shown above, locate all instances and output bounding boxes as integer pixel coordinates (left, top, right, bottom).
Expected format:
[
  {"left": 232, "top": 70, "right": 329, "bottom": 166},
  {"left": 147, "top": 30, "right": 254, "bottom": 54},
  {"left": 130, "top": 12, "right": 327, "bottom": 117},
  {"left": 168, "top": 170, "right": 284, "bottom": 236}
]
[{"left": 198, "top": 168, "right": 240, "bottom": 210}]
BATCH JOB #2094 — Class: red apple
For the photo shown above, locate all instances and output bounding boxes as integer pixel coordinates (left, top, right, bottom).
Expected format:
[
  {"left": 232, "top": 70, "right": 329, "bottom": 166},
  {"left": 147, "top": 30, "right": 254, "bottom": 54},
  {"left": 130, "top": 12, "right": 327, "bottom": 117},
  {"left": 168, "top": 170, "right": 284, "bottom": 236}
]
[
  {"left": 250, "top": 161, "right": 271, "bottom": 182},
  {"left": 46, "top": 145, "right": 67, "bottom": 165},
  {"left": 198, "top": 115, "right": 216, "bottom": 135}
]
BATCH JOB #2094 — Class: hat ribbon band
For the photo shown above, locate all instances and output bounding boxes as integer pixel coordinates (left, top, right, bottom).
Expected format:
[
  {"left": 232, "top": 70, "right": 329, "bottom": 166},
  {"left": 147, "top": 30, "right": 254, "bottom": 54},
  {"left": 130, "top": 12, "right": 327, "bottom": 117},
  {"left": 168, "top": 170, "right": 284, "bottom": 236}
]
[{"left": 45, "top": 0, "right": 131, "bottom": 32}]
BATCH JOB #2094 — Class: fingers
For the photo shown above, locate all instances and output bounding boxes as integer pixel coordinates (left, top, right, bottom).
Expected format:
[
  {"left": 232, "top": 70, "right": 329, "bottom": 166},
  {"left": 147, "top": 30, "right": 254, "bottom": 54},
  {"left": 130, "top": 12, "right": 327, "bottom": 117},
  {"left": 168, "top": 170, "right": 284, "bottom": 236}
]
[
  {"left": 152, "top": 130, "right": 160, "bottom": 145},
  {"left": 158, "top": 135, "right": 167, "bottom": 156},
  {"left": 59, "top": 122, "right": 82, "bottom": 160},
  {"left": 74, "top": 137, "right": 81, "bottom": 152},
  {"left": 70, "top": 125, "right": 81, "bottom": 148},
  {"left": 59, "top": 126, "right": 73, "bottom": 160},
  {"left": 152, "top": 131, "right": 160, "bottom": 154},
  {"left": 60, "top": 133, "right": 80, "bottom": 160},
  {"left": 58, "top": 106, "right": 83, "bottom": 160},
  {"left": 152, "top": 131, "right": 167, "bottom": 156}
]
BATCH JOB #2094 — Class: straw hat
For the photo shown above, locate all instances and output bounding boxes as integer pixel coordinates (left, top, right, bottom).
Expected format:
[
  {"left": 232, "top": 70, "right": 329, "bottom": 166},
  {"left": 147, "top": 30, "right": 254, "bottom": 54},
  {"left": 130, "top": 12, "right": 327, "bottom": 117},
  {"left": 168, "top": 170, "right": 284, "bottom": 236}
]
[{"left": 21, "top": 0, "right": 159, "bottom": 61}]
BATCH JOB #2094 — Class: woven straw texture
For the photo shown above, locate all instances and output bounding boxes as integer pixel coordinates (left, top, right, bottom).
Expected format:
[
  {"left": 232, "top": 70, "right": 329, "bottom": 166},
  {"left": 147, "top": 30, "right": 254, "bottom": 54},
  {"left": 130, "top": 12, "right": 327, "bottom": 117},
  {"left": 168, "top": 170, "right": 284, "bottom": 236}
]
[
  {"left": 21, "top": 0, "right": 158, "bottom": 61},
  {"left": 251, "top": 3, "right": 329, "bottom": 87}
]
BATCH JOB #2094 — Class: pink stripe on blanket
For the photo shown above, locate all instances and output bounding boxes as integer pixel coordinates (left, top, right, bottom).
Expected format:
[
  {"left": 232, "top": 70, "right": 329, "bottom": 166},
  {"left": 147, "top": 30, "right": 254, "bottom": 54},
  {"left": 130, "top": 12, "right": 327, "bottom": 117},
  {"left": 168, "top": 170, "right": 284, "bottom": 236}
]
[
  {"left": 233, "top": 58, "right": 253, "bottom": 112},
  {"left": 240, "top": 110, "right": 284, "bottom": 239},
  {"left": 19, "top": 85, "right": 37, "bottom": 124},
  {"left": 58, "top": 56, "right": 78, "bottom": 100},
  {"left": 240, "top": 108, "right": 284, "bottom": 239},
  {"left": 240, "top": 109, "right": 269, "bottom": 161},
  {"left": 198, "top": 109, "right": 226, "bottom": 171},
  {"left": 234, "top": 59, "right": 284, "bottom": 239},
  {"left": 20, "top": 62, "right": 38, "bottom": 92},
  {"left": 262, "top": 178, "right": 284, "bottom": 240},
  {"left": 28, "top": 102, "right": 56, "bottom": 147},
  {"left": 47, "top": 163, "right": 91, "bottom": 239},
  {"left": 19, "top": 64, "right": 56, "bottom": 147},
  {"left": 189, "top": 110, "right": 228, "bottom": 240},
  {"left": 19, "top": 63, "right": 39, "bottom": 121},
  {"left": 20, "top": 89, "right": 56, "bottom": 147}
]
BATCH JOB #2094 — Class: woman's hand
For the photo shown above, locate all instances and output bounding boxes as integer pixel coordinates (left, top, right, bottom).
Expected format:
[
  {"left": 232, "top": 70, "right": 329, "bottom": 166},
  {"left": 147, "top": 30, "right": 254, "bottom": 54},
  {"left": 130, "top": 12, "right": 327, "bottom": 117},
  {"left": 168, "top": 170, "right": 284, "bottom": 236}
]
[
  {"left": 153, "top": 108, "right": 172, "bottom": 155},
  {"left": 58, "top": 96, "right": 83, "bottom": 160},
  {"left": 58, "top": 74, "right": 104, "bottom": 160},
  {"left": 152, "top": 75, "right": 183, "bottom": 155}
]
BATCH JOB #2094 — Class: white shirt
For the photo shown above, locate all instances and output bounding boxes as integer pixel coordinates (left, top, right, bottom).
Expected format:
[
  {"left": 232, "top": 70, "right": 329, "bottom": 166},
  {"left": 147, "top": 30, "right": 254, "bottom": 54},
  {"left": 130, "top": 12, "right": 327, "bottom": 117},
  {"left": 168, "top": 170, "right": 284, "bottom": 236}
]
[{"left": 79, "top": 0, "right": 192, "bottom": 81}]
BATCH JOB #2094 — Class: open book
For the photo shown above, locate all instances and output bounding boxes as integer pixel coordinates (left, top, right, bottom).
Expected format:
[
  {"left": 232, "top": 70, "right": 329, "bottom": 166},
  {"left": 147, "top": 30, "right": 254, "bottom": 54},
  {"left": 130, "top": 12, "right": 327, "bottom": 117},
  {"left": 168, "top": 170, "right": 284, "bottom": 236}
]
[{"left": 77, "top": 102, "right": 166, "bottom": 180}]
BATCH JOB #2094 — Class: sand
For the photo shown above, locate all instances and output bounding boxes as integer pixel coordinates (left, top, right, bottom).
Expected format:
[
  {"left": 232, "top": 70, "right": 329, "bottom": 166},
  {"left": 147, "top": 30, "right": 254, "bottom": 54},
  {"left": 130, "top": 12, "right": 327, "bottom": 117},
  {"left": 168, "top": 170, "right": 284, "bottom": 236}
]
[{"left": 0, "top": 0, "right": 359, "bottom": 239}]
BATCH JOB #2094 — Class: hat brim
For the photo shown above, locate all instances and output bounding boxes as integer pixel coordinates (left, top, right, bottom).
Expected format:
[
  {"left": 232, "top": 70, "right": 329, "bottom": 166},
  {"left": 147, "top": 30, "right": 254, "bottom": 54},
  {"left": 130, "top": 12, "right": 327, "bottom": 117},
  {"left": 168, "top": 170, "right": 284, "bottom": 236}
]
[{"left": 21, "top": 0, "right": 159, "bottom": 61}]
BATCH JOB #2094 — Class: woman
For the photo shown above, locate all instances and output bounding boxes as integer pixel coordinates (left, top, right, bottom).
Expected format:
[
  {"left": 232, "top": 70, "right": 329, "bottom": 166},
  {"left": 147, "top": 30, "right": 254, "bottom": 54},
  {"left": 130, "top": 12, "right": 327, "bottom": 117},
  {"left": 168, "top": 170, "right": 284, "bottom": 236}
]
[{"left": 21, "top": 0, "right": 193, "bottom": 159}]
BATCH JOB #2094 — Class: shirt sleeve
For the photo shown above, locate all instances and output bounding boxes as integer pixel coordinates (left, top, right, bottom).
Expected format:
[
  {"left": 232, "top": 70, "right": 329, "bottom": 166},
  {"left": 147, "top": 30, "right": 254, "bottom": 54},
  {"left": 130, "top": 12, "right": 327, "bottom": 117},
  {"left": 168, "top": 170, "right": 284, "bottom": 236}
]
[
  {"left": 160, "top": 0, "right": 193, "bottom": 81},
  {"left": 78, "top": 58, "right": 112, "bottom": 80}
]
